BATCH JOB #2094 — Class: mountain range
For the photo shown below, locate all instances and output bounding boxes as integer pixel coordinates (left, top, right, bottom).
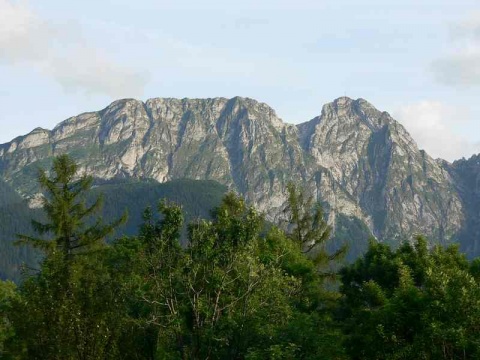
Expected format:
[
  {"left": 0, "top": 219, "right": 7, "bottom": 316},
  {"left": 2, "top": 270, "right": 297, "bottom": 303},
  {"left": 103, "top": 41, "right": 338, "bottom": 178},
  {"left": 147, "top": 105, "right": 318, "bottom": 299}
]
[{"left": 1, "top": 95, "right": 479, "bottom": 268}]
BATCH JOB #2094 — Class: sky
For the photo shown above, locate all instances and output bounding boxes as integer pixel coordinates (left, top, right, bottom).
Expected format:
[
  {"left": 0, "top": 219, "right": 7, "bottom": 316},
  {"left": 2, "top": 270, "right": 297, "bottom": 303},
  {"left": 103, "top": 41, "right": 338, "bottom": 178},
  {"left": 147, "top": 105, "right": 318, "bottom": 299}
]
[{"left": 0, "top": 0, "right": 479, "bottom": 161}]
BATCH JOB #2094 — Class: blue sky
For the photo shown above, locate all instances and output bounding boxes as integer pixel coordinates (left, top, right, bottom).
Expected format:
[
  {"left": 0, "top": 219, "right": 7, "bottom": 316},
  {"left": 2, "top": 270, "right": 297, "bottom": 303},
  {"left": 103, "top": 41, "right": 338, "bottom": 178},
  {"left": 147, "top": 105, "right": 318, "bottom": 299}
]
[{"left": 0, "top": 0, "right": 479, "bottom": 161}]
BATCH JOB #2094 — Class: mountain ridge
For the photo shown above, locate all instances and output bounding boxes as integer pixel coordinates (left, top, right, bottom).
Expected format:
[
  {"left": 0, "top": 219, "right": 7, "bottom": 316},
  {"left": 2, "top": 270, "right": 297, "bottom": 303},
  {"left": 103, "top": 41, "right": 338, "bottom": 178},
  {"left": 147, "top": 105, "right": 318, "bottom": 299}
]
[
  {"left": 0, "top": 95, "right": 476, "bottom": 255},
  {"left": 0, "top": 96, "right": 391, "bottom": 148}
]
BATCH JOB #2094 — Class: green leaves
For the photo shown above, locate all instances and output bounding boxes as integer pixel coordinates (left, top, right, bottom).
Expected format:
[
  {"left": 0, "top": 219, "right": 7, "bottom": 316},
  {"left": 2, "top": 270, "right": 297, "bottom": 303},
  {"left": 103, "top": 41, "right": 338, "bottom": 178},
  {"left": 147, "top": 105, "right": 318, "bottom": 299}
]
[
  {"left": 0, "top": 280, "right": 18, "bottom": 358},
  {"left": 112, "top": 191, "right": 346, "bottom": 359},
  {"left": 340, "top": 237, "right": 480, "bottom": 359},
  {"left": 17, "top": 155, "right": 127, "bottom": 261},
  {"left": 8, "top": 155, "right": 129, "bottom": 359},
  {"left": 284, "top": 182, "right": 346, "bottom": 274},
  {"left": 3, "top": 157, "right": 351, "bottom": 359}
]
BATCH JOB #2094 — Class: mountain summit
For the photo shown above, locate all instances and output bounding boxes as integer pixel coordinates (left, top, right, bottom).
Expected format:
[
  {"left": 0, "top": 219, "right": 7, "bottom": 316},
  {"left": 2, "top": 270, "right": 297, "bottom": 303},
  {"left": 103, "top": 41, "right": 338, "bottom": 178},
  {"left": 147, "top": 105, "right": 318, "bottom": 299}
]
[{"left": 0, "top": 96, "right": 476, "bottom": 254}]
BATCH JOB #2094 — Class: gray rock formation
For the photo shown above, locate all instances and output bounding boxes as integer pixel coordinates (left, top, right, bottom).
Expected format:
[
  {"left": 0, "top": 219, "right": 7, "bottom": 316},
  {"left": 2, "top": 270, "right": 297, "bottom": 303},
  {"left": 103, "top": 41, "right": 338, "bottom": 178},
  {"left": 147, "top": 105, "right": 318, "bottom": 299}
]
[{"left": 0, "top": 96, "right": 470, "bottom": 248}]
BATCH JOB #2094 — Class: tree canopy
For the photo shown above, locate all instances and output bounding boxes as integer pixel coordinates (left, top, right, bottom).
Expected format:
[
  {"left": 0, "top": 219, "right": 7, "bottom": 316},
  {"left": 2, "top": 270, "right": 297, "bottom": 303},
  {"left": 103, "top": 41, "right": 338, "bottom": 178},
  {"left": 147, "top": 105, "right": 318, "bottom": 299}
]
[{"left": 1, "top": 155, "right": 480, "bottom": 359}]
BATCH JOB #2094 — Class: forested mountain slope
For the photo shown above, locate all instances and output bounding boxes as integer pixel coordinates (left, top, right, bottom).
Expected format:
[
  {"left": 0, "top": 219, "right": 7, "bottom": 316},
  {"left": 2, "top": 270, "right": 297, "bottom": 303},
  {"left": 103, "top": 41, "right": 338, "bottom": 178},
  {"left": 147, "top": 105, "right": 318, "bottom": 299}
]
[{"left": 0, "top": 179, "right": 227, "bottom": 281}]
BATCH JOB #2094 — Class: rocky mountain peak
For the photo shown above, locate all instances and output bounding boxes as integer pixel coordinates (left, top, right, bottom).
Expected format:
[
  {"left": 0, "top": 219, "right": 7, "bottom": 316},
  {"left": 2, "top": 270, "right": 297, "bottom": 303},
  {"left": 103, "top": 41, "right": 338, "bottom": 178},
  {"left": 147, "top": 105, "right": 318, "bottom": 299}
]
[
  {"left": 317, "top": 97, "right": 388, "bottom": 130},
  {"left": 0, "top": 95, "right": 472, "bottom": 253}
]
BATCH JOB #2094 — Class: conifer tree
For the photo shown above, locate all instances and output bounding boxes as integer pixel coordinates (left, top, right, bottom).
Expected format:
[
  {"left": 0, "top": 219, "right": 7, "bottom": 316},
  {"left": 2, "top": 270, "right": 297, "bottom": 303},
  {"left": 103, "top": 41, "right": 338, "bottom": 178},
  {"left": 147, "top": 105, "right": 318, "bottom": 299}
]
[
  {"left": 17, "top": 154, "right": 126, "bottom": 261},
  {"left": 10, "top": 155, "right": 127, "bottom": 359},
  {"left": 283, "top": 182, "right": 346, "bottom": 270}
]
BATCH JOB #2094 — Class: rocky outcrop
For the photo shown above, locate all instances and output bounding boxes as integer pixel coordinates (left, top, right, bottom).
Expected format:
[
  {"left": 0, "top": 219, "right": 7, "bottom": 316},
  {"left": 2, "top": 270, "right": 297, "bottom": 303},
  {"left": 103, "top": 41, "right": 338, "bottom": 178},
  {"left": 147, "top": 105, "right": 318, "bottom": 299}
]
[
  {"left": 0, "top": 96, "right": 468, "bottom": 247},
  {"left": 299, "top": 98, "right": 462, "bottom": 243},
  {"left": 445, "top": 155, "right": 480, "bottom": 256}
]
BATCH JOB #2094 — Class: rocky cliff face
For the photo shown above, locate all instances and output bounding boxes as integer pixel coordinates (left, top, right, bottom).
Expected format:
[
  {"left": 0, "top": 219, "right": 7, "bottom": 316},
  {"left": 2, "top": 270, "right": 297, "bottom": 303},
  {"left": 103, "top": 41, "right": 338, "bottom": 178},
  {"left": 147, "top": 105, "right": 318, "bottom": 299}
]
[
  {"left": 445, "top": 155, "right": 480, "bottom": 256},
  {"left": 298, "top": 98, "right": 462, "bottom": 244},
  {"left": 0, "top": 96, "right": 469, "bottom": 247}
]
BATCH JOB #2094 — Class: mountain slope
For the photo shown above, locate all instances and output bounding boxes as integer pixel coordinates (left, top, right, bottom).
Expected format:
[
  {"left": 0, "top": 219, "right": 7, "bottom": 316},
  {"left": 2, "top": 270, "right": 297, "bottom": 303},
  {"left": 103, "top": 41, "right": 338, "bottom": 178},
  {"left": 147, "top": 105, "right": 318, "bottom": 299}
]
[
  {"left": 298, "top": 97, "right": 462, "bottom": 244},
  {"left": 446, "top": 155, "right": 480, "bottom": 257},
  {"left": 0, "top": 179, "right": 227, "bottom": 282},
  {"left": 0, "top": 96, "right": 469, "bottom": 253},
  {"left": 0, "top": 178, "right": 42, "bottom": 281}
]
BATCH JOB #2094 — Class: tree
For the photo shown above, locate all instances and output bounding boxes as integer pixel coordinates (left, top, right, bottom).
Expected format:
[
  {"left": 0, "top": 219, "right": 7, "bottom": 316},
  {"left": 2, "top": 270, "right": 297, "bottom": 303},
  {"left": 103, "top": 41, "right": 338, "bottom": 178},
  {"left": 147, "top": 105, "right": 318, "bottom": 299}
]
[
  {"left": 130, "top": 193, "right": 290, "bottom": 358},
  {"left": 2, "top": 168, "right": 348, "bottom": 359},
  {"left": 339, "top": 236, "right": 480, "bottom": 359},
  {"left": 283, "top": 182, "right": 346, "bottom": 276},
  {"left": 0, "top": 280, "right": 19, "bottom": 359},
  {"left": 9, "top": 155, "right": 127, "bottom": 359},
  {"left": 17, "top": 155, "right": 126, "bottom": 262},
  {"left": 122, "top": 192, "right": 346, "bottom": 359}
]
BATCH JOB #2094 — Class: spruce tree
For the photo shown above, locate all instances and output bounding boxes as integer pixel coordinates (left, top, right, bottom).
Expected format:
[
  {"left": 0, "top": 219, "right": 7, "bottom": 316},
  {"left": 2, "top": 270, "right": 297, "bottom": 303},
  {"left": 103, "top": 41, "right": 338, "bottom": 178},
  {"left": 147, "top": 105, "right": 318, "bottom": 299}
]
[
  {"left": 17, "top": 154, "right": 126, "bottom": 261},
  {"left": 283, "top": 182, "right": 346, "bottom": 270},
  {"left": 10, "top": 155, "right": 127, "bottom": 359}
]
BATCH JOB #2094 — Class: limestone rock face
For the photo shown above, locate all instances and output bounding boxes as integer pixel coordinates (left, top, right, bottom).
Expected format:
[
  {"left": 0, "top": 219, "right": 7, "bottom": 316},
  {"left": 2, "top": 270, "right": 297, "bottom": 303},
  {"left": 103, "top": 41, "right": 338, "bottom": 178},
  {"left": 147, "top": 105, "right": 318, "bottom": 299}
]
[
  {"left": 298, "top": 98, "right": 462, "bottom": 244},
  {"left": 445, "top": 155, "right": 480, "bottom": 256},
  {"left": 0, "top": 96, "right": 469, "bottom": 247}
]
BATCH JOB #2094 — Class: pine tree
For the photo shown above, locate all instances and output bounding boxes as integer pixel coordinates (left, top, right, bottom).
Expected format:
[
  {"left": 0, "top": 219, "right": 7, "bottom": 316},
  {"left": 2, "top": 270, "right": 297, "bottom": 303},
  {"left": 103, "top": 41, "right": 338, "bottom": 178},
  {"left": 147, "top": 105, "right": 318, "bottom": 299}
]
[
  {"left": 10, "top": 155, "right": 127, "bottom": 359},
  {"left": 283, "top": 182, "right": 346, "bottom": 270},
  {"left": 17, "top": 154, "right": 126, "bottom": 262}
]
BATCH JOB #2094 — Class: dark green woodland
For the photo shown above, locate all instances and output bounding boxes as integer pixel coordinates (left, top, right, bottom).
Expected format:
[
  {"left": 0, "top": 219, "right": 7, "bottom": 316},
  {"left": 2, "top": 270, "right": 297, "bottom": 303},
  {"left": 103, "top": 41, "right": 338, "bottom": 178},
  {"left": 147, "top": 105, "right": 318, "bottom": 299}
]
[{"left": 1, "top": 156, "right": 480, "bottom": 359}]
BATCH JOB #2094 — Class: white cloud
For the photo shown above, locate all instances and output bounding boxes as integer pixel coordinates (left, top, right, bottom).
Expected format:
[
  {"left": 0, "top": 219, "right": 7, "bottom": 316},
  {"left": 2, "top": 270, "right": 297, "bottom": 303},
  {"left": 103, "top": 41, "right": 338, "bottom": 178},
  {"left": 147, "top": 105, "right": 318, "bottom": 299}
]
[
  {"left": 0, "top": 0, "right": 148, "bottom": 97},
  {"left": 431, "top": 13, "right": 480, "bottom": 87},
  {"left": 394, "top": 101, "right": 480, "bottom": 161},
  {"left": 0, "top": 0, "right": 50, "bottom": 62},
  {"left": 450, "top": 13, "right": 480, "bottom": 41},
  {"left": 45, "top": 47, "right": 149, "bottom": 98}
]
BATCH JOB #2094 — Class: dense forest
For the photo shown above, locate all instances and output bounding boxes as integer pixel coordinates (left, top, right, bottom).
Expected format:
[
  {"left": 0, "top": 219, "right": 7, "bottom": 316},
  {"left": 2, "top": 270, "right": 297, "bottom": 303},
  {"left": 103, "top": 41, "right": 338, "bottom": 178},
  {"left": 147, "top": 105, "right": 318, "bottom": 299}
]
[
  {"left": 0, "top": 179, "right": 41, "bottom": 282},
  {"left": 1, "top": 155, "right": 480, "bottom": 359},
  {"left": 0, "top": 177, "right": 227, "bottom": 282}
]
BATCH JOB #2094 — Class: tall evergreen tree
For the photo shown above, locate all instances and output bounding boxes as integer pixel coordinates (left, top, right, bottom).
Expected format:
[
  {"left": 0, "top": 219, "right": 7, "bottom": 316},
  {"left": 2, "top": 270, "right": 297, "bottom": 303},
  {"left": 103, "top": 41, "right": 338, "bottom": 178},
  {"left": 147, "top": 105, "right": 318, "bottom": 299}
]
[
  {"left": 8, "top": 155, "right": 127, "bottom": 360},
  {"left": 17, "top": 154, "right": 126, "bottom": 261},
  {"left": 283, "top": 182, "right": 346, "bottom": 272}
]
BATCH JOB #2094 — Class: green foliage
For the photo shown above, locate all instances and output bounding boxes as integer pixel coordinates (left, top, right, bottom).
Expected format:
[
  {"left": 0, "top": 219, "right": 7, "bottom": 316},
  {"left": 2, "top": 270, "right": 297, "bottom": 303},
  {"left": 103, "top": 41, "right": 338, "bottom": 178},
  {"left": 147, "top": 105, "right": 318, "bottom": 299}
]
[
  {"left": 5, "top": 155, "right": 480, "bottom": 359},
  {"left": 6, "top": 155, "right": 127, "bottom": 359},
  {"left": 16, "top": 154, "right": 127, "bottom": 259},
  {"left": 284, "top": 182, "right": 332, "bottom": 252},
  {"left": 0, "top": 179, "right": 41, "bottom": 281},
  {"left": 116, "top": 194, "right": 285, "bottom": 358},
  {"left": 87, "top": 178, "right": 227, "bottom": 242},
  {"left": 9, "top": 252, "right": 126, "bottom": 359},
  {"left": 339, "top": 236, "right": 480, "bottom": 359},
  {"left": 284, "top": 182, "right": 346, "bottom": 276},
  {"left": 0, "top": 178, "right": 226, "bottom": 282},
  {"left": 0, "top": 280, "right": 18, "bottom": 358},
  {"left": 104, "top": 190, "right": 346, "bottom": 359}
]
